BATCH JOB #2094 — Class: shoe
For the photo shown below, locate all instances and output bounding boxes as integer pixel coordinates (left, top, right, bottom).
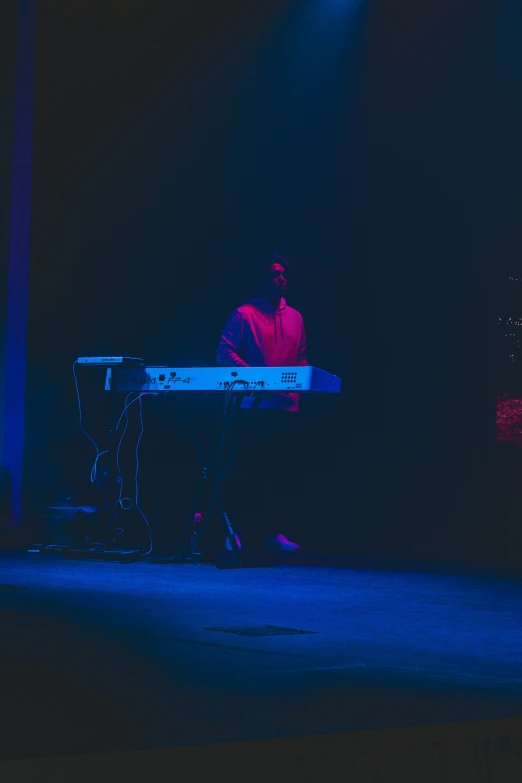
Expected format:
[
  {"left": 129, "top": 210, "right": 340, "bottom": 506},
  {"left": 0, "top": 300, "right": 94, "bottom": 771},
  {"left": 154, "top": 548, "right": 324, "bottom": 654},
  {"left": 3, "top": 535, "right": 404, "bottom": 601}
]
[{"left": 266, "top": 534, "right": 300, "bottom": 552}]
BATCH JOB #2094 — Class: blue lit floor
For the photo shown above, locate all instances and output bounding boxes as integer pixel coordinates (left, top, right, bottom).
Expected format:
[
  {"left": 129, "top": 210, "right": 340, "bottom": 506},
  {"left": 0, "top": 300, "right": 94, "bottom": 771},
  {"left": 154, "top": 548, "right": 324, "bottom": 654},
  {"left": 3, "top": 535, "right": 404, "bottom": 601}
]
[{"left": 1, "top": 554, "right": 521, "bottom": 761}]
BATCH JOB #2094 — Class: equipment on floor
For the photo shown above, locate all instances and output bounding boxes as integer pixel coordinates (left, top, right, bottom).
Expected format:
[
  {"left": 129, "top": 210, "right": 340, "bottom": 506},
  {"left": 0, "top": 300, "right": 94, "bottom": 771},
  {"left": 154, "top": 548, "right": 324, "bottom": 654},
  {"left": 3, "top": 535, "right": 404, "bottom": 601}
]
[
  {"left": 40, "top": 504, "right": 100, "bottom": 547},
  {"left": 34, "top": 500, "right": 143, "bottom": 561}
]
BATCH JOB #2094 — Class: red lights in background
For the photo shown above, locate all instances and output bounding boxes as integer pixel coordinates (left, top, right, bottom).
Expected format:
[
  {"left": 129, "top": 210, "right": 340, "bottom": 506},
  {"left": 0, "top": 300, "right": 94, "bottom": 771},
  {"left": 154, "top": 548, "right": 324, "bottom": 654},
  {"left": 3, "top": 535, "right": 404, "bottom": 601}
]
[{"left": 497, "top": 393, "right": 522, "bottom": 445}]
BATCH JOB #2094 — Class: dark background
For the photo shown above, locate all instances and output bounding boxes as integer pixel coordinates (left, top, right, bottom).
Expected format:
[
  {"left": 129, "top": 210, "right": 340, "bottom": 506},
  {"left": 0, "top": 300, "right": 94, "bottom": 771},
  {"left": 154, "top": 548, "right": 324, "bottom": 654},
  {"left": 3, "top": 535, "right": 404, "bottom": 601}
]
[{"left": 9, "top": 0, "right": 522, "bottom": 563}]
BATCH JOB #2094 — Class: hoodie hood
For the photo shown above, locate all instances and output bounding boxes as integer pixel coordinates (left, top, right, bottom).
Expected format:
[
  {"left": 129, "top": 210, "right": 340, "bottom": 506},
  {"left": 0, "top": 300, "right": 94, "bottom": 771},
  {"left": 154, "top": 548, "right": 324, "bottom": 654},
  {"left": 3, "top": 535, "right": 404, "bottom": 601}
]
[
  {"left": 243, "top": 295, "right": 286, "bottom": 340},
  {"left": 242, "top": 295, "right": 287, "bottom": 312}
]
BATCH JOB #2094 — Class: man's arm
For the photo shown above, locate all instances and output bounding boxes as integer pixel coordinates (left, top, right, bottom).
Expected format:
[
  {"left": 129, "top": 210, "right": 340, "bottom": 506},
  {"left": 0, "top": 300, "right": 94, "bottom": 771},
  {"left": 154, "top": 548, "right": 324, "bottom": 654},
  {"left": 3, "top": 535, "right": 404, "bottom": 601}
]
[
  {"left": 297, "top": 318, "right": 309, "bottom": 366},
  {"left": 215, "top": 309, "right": 250, "bottom": 367}
]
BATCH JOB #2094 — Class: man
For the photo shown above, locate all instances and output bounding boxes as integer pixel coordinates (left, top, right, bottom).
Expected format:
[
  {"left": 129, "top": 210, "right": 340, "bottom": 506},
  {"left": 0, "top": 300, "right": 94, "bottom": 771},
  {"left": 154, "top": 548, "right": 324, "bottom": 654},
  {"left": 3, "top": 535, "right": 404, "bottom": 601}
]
[{"left": 215, "top": 253, "right": 308, "bottom": 552}]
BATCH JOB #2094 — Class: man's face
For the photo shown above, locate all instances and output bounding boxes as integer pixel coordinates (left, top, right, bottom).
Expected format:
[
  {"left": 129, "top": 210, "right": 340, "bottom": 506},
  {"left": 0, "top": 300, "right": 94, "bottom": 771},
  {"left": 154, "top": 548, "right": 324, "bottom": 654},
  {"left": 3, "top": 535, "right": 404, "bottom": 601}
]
[{"left": 264, "top": 262, "right": 287, "bottom": 298}]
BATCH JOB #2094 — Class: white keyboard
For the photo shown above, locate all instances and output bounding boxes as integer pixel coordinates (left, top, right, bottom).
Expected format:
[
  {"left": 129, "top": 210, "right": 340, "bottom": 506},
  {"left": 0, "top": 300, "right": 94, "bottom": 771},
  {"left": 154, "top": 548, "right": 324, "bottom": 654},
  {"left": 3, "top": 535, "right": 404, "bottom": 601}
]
[{"left": 113, "top": 366, "right": 341, "bottom": 393}]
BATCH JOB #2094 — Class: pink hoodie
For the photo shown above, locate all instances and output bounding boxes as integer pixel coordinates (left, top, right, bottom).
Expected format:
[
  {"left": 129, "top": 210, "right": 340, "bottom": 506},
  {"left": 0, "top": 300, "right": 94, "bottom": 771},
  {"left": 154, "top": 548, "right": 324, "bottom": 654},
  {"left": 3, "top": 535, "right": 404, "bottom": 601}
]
[{"left": 215, "top": 295, "right": 308, "bottom": 412}]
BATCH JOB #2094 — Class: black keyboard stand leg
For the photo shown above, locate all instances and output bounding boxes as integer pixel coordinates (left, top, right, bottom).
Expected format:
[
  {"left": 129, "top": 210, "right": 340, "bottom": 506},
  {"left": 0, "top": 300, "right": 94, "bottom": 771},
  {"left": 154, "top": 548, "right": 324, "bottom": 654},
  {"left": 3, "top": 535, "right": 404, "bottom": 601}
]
[
  {"left": 189, "top": 394, "right": 255, "bottom": 565},
  {"left": 102, "top": 373, "right": 120, "bottom": 551},
  {"left": 220, "top": 509, "right": 243, "bottom": 564},
  {"left": 188, "top": 470, "right": 243, "bottom": 564}
]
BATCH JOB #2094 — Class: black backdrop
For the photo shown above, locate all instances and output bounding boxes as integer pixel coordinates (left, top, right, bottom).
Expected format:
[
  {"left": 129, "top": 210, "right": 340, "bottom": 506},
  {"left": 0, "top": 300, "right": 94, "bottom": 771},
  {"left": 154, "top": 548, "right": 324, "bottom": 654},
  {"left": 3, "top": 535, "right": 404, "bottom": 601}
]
[{"left": 21, "top": 0, "right": 522, "bottom": 563}]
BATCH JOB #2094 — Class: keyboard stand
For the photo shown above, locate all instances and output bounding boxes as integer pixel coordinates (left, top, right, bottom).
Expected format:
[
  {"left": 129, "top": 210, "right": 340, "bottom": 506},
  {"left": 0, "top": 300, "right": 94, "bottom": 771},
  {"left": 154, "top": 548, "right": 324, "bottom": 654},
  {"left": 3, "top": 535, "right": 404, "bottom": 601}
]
[
  {"left": 102, "top": 368, "right": 120, "bottom": 550},
  {"left": 97, "top": 365, "right": 142, "bottom": 558},
  {"left": 181, "top": 393, "right": 259, "bottom": 566}
]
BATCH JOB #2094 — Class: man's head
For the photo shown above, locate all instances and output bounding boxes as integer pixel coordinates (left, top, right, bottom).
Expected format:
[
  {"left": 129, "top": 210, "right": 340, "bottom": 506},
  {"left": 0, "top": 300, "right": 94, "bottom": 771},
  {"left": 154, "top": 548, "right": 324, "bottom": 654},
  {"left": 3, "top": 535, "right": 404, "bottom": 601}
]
[{"left": 254, "top": 253, "right": 290, "bottom": 302}]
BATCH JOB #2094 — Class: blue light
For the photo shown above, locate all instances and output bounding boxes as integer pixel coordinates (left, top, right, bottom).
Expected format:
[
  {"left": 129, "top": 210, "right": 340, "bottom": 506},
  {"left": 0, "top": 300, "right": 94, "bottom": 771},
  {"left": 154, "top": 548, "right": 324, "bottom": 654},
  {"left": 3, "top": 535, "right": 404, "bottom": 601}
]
[{"left": 281, "top": 0, "right": 364, "bottom": 103}]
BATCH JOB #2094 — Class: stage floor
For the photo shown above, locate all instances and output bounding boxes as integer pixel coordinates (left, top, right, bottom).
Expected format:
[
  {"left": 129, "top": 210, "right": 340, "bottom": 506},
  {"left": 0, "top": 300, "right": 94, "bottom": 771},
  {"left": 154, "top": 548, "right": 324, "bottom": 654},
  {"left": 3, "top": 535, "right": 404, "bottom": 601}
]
[{"left": 1, "top": 553, "right": 521, "bottom": 762}]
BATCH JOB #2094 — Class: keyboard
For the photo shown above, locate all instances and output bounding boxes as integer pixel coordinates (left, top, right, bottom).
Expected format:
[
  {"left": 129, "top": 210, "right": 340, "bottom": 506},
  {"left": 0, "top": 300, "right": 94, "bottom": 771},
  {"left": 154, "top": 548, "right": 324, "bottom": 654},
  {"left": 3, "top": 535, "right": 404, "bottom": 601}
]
[{"left": 113, "top": 366, "right": 341, "bottom": 393}]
